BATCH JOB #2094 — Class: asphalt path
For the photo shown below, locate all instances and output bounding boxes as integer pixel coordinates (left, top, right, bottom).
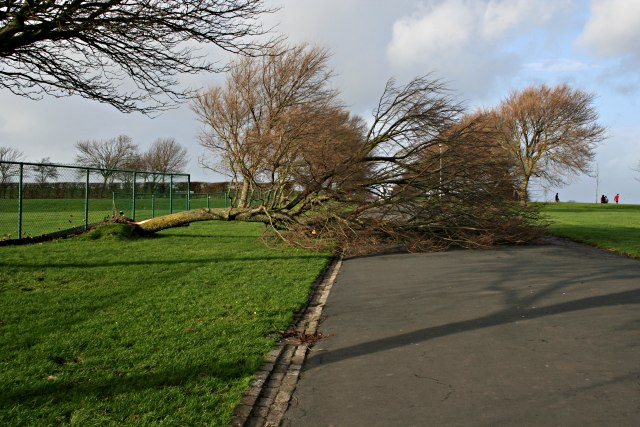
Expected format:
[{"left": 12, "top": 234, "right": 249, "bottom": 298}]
[{"left": 281, "top": 241, "right": 640, "bottom": 426}]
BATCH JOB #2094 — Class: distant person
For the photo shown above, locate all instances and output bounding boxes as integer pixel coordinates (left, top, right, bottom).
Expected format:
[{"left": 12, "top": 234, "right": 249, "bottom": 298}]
[
  {"left": 555, "top": 193, "right": 559, "bottom": 202},
  {"left": 614, "top": 193, "right": 619, "bottom": 204},
  {"left": 601, "top": 194, "right": 608, "bottom": 204}
]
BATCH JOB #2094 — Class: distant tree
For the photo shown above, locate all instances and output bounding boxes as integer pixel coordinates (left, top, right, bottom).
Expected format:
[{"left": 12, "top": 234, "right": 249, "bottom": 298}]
[
  {"left": 32, "top": 157, "right": 59, "bottom": 184},
  {"left": 633, "top": 161, "right": 640, "bottom": 182},
  {"left": 492, "top": 84, "right": 606, "bottom": 203},
  {"left": 75, "top": 136, "right": 139, "bottom": 190},
  {"left": 140, "top": 138, "right": 189, "bottom": 190},
  {"left": 0, "top": 0, "right": 274, "bottom": 113},
  {"left": 143, "top": 138, "right": 189, "bottom": 182},
  {"left": 0, "top": 146, "right": 24, "bottom": 185}
]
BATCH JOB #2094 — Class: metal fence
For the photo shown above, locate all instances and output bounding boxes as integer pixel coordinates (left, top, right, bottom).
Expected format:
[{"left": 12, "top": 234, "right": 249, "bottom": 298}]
[
  {"left": 188, "top": 192, "right": 231, "bottom": 209},
  {"left": 0, "top": 160, "right": 190, "bottom": 241}
]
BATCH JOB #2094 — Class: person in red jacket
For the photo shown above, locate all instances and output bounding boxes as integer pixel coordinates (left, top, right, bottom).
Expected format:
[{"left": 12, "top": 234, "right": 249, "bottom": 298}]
[{"left": 614, "top": 193, "right": 620, "bottom": 204}]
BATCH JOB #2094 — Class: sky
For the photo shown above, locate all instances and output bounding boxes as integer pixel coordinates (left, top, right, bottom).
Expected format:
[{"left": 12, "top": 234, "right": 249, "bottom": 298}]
[{"left": 1, "top": 0, "right": 639, "bottom": 203}]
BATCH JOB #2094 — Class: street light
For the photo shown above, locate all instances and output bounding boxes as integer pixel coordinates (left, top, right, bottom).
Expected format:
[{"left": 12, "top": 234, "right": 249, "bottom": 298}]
[{"left": 439, "top": 143, "right": 442, "bottom": 198}]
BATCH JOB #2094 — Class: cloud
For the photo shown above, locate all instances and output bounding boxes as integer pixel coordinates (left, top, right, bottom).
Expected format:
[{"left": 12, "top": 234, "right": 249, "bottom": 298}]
[
  {"left": 577, "top": 0, "right": 640, "bottom": 59},
  {"left": 263, "top": 0, "right": 422, "bottom": 112},
  {"left": 525, "top": 58, "right": 593, "bottom": 72},
  {"left": 386, "top": 1, "right": 478, "bottom": 65},
  {"left": 595, "top": 58, "right": 640, "bottom": 95},
  {"left": 387, "top": 0, "right": 574, "bottom": 63},
  {"left": 385, "top": 0, "right": 576, "bottom": 100},
  {"left": 575, "top": 0, "right": 640, "bottom": 95},
  {"left": 481, "top": 0, "right": 571, "bottom": 40}
]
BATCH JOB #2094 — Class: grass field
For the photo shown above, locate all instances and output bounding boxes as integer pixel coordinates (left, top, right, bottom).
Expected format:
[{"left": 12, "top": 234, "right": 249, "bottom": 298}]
[
  {"left": 542, "top": 202, "right": 640, "bottom": 258},
  {"left": 0, "top": 221, "right": 332, "bottom": 425},
  {"left": 0, "top": 195, "right": 228, "bottom": 240}
]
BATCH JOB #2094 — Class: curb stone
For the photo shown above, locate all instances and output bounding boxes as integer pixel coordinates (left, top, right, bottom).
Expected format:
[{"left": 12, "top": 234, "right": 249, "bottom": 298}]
[{"left": 230, "top": 257, "right": 342, "bottom": 427}]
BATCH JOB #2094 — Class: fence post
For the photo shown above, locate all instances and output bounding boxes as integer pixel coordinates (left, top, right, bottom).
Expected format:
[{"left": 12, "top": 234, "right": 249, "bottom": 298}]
[
  {"left": 132, "top": 172, "right": 137, "bottom": 221},
  {"left": 17, "top": 163, "right": 23, "bottom": 240},
  {"left": 169, "top": 175, "right": 174, "bottom": 214},
  {"left": 187, "top": 174, "right": 191, "bottom": 211},
  {"left": 152, "top": 194, "right": 155, "bottom": 218},
  {"left": 84, "top": 169, "right": 90, "bottom": 230},
  {"left": 207, "top": 194, "right": 210, "bottom": 209}
]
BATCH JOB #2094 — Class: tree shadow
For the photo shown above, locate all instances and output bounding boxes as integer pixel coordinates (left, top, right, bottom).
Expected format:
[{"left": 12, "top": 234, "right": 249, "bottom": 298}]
[
  {"left": 0, "top": 358, "right": 256, "bottom": 408},
  {"left": 309, "top": 245, "right": 640, "bottom": 368},
  {"left": 0, "top": 254, "right": 330, "bottom": 270},
  {"left": 312, "top": 288, "right": 640, "bottom": 367}
]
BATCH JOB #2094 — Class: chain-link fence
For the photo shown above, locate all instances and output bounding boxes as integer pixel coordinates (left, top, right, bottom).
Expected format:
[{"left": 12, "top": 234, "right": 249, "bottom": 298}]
[
  {"left": 188, "top": 192, "right": 230, "bottom": 209},
  {"left": 0, "top": 161, "right": 190, "bottom": 241}
]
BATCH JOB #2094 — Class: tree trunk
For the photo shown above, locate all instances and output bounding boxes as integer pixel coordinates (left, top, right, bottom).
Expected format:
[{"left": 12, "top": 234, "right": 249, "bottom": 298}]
[
  {"left": 238, "top": 180, "right": 249, "bottom": 208},
  {"left": 518, "top": 174, "right": 530, "bottom": 204},
  {"left": 132, "top": 207, "right": 297, "bottom": 233}
]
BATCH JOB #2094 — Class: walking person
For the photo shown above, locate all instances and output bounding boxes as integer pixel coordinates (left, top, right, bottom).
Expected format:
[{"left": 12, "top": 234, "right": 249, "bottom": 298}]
[
  {"left": 614, "top": 193, "right": 620, "bottom": 204},
  {"left": 555, "top": 193, "right": 560, "bottom": 202}
]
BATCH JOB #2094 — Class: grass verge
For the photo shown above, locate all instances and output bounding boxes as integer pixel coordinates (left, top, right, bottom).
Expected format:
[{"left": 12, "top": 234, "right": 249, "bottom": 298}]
[
  {"left": 542, "top": 202, "right": 640, "bottom": 258},
  {"left": 0, "top": 221, "right": 332, "bottom": 425}
]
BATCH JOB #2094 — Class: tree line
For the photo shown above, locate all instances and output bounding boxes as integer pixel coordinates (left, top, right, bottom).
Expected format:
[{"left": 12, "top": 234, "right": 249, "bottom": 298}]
[
  {"left": 0, "top": 138, "right": 189, "bottom": 199},
  {"left": 74, "top": 136, "right": 189, "bottom": 189}
]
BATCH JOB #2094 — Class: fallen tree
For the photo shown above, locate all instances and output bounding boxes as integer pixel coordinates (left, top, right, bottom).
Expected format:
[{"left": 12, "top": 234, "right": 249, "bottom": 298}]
[
  {"left": 134, "top": 206, "right": 294, "bottom": 233},
  {"left": 129, "top": 70, "right": 542, "bottom": 254}
]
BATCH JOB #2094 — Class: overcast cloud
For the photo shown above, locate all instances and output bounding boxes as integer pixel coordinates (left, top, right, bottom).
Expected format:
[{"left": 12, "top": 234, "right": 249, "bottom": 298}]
[
  {"left": 1, "top": 0, "right": 640, "bottom": 202},
  {"left": 577, "top": 0, "right": 640, "bottom": 58}
]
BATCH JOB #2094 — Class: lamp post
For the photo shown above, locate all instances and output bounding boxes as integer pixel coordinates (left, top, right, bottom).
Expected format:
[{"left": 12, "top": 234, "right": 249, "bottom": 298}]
[{"left": 439, "top": 143, "right": 442, "bottom": 198}]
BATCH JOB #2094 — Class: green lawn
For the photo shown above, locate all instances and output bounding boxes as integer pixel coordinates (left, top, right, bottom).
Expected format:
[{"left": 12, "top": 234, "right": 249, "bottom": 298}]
[
  {"left": 0, "top": 195, "right": 228, "bottom": 240},
  {"left": 542, "top": 202, "right": 640, "bottom": 258},
  {"left": 0, "top": 221, "right": 332, "bottom": 425}
]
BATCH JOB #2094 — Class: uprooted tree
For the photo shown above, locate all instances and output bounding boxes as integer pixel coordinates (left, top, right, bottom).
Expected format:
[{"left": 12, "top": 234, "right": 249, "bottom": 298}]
[{"left": 134, "top": 43, "right": 539, "bottom": 253}]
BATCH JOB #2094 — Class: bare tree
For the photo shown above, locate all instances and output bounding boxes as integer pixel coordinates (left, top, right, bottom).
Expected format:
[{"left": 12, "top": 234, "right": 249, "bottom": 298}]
[
  {"left": 194, "top": 42, "right": 338, "bottom": 208},
  {"left": 32, "top": 157, "right": 59, "bottom": 184},
  {"left": 142, "top": 138, "right": 189, "bottom": 188},
  {"left": 492, "top": 84, "right": 607, "bottom": 203},
  {"left": 0, "top": 145, "right": 24, "bottom": 185},
  {"left": 0, "top": 0, "right": 275, "bottom": 113},
  {"left": 75, "top": 135, "right": 139, "bottom": 191},
  {"left": 143, "top": 138, "right": 189, "bottom": 174}
]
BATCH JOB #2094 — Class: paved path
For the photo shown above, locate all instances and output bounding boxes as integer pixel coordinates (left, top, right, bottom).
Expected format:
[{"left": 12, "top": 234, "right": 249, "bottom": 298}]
[{"left": 281, "top": 241, "right": 640, "bottom": 426}]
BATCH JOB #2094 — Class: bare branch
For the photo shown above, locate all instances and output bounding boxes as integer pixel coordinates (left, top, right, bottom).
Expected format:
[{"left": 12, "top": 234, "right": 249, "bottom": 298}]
[
  {"left": 74, "top": 135, "right": 139, "bottom": 191},
  {"left": 0, "top": 0, "right": 277, "bottom": 113},
  {"left": 0, "top": 145, "right": 25, "bottom": 185}
]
